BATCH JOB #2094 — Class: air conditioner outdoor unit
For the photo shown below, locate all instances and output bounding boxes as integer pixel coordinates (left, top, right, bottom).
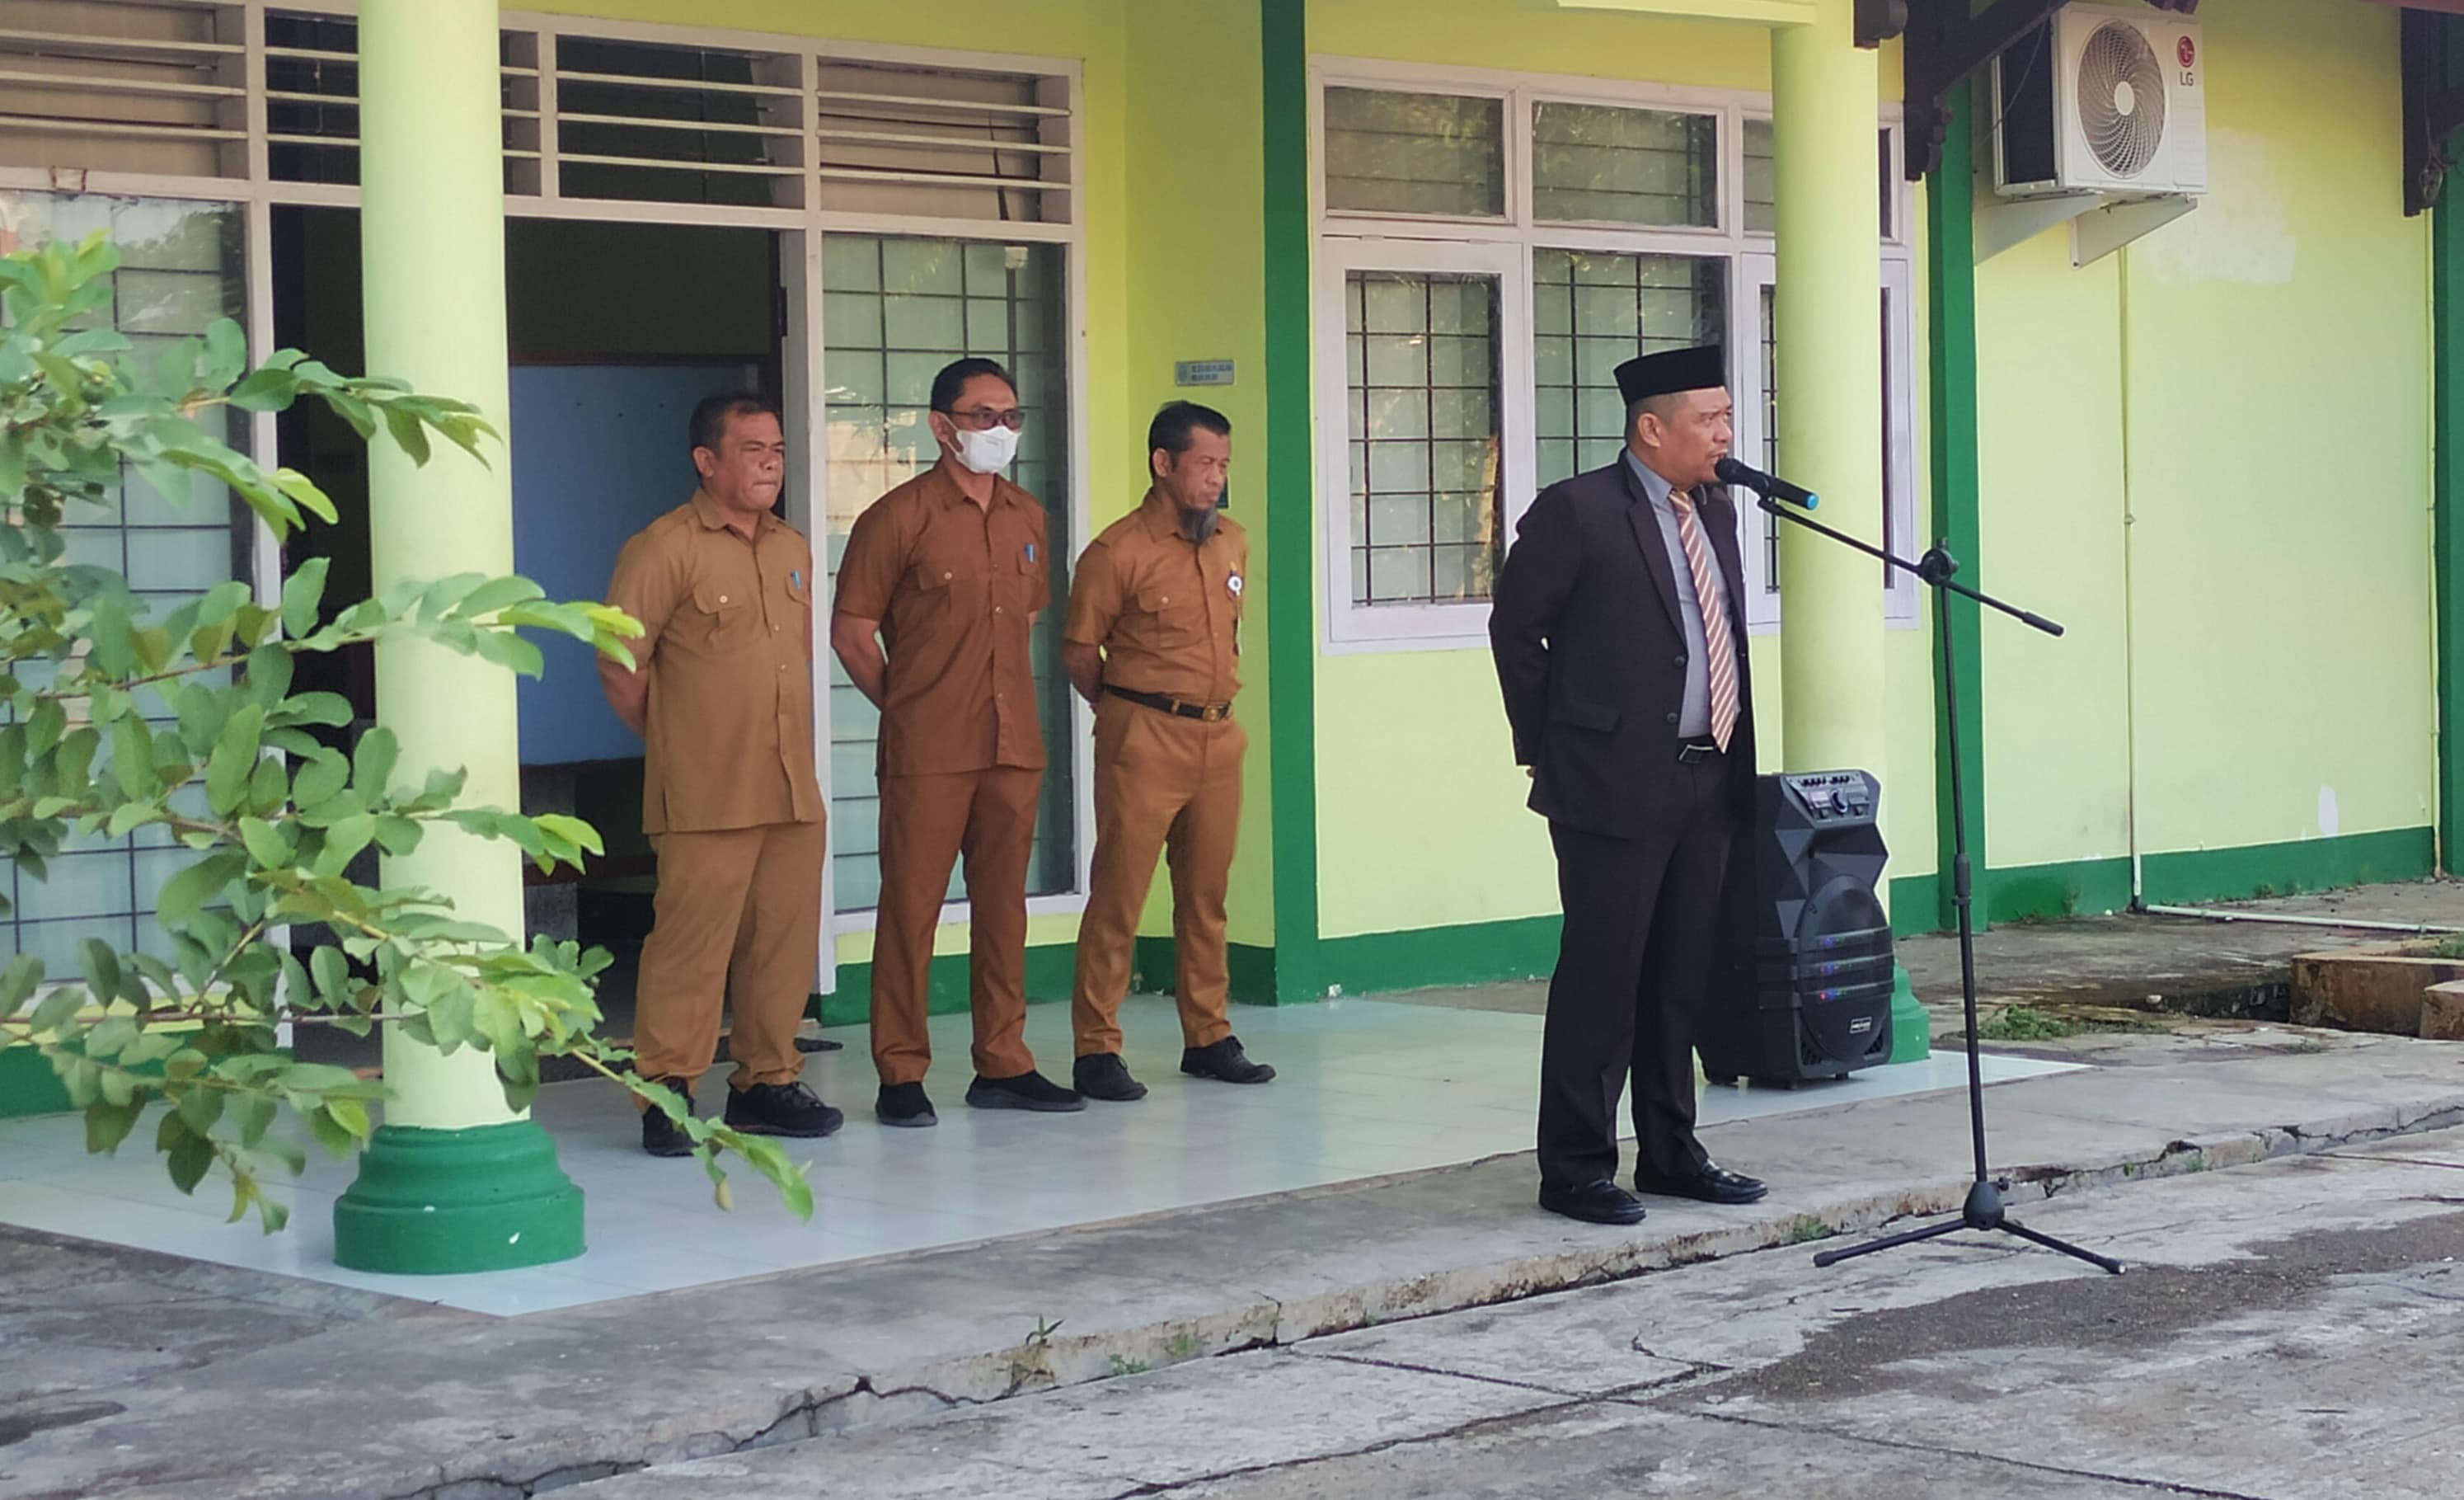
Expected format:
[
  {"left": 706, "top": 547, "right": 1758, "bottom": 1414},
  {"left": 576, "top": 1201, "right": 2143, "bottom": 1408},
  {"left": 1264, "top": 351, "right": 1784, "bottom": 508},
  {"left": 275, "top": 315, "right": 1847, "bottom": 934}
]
[{"left": 1992, "top": 5, "right": 2207, "bottom": 200}]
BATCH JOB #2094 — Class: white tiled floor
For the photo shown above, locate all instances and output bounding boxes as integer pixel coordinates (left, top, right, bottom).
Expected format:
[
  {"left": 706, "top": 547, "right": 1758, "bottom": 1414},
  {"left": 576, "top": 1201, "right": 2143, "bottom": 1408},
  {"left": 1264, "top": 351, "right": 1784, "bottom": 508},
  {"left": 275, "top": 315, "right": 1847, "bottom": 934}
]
[{"left": 0, "top": 996, "right": 2075, "bottom": 1315}]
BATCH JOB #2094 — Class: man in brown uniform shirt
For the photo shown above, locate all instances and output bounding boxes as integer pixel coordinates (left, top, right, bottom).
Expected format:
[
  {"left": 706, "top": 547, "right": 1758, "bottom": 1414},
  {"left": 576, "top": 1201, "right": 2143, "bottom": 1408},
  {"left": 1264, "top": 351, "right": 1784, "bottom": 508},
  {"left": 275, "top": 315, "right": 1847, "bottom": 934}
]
[
  {"left": 831, "top": 358, "right": 1083, "bottom": 1126},
  {"left": 1061, "top": 402, "right": 1275, "bottom": 1103},
  {"left": 601, "top": 391, "right": 841, "bottom": 1157}
]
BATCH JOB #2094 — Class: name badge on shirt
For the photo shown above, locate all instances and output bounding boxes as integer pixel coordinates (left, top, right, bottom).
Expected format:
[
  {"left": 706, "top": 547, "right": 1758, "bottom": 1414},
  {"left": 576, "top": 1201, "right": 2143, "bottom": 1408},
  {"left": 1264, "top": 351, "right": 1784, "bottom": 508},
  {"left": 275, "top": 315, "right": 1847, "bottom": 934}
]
[{"left": 1025, "top": 543, "right": 1038, "bottom": 564}]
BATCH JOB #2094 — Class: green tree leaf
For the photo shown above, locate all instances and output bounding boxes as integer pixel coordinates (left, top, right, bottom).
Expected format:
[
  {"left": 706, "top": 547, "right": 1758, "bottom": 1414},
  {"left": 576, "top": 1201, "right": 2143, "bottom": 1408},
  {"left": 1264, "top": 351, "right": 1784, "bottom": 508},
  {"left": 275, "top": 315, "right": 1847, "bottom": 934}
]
[
  {"left": 77, "top": 938, "right": 121, "bottom": 1006},
  {"left": 352, "top": 726, "right": 398, "bottom": 798},
  {"left": 280, "top": 556, "right": 329, "bottom": 638}
]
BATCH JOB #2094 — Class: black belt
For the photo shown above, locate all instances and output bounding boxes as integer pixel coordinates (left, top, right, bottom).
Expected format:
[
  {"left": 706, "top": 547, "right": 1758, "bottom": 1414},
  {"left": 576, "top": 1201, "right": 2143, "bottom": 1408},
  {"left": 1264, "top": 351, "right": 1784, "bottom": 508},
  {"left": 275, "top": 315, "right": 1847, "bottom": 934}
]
[
  {"left": 1676, "top": 736, "right": 1725, "bottom": 764},
  {"left": 1105, "top": 684, "right": 1233, "bottom": 722}
]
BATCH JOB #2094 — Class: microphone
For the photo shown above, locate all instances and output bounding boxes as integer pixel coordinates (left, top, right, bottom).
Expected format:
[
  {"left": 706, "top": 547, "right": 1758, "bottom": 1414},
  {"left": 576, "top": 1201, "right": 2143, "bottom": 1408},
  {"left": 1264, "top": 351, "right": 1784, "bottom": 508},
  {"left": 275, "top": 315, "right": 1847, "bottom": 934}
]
[{"left": 1715, "top": 456, "right": 1818, "bottom": 510}]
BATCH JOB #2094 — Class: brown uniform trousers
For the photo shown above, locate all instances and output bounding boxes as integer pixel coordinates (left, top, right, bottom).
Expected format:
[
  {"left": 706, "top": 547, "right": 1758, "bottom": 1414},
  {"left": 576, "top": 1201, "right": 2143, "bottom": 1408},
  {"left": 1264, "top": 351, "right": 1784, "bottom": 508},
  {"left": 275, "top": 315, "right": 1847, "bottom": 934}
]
[
  {"left": 603, "top": 491, "right": 826, "bottom": 1092},
  {"left": 835, "top": 465, "right": 1053, "bottom": 1087},
  {"left": 1073, "top": 701, "right": 1244, "bottom": 1056},
  {"left": 872, "top": 768, "right": 1042, "bottom": 1084},
  {"left": 633, "top": 822, "right": 824, "bottom": 1088},
  {"left": 1064, "top": 494, "right": 1248, "bottom": 1058}
]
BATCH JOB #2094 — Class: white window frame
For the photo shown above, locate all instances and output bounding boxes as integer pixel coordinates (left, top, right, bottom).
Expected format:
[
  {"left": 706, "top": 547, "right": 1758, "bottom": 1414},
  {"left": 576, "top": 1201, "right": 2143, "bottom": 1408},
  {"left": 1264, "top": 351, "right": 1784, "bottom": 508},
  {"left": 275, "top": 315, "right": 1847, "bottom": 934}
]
[
  {"left": 1312, "top": 59, "right": 1920, "bottom": 653},
  {"left": 1316, "top": 235, "right": 1533, "bottom": 651}
]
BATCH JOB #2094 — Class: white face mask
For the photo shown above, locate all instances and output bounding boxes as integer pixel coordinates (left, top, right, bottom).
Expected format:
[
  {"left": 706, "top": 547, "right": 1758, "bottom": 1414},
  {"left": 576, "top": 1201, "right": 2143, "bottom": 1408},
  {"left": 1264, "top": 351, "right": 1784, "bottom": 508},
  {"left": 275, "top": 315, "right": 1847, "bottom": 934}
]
[{"left": 951, "top": 423, "right": 1020, "bottom": 475}]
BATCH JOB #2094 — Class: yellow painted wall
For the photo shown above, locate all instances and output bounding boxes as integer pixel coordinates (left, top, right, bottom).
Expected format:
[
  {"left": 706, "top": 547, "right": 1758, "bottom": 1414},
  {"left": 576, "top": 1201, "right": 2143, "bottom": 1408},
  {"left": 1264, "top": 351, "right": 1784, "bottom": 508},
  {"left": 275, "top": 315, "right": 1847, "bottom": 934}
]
[
  {"left": 1976, "top": 0, "right": 2432, "bottom": 877},
  {"left": 1304, "top": 1, "right": 1936, "bottom": 940}
]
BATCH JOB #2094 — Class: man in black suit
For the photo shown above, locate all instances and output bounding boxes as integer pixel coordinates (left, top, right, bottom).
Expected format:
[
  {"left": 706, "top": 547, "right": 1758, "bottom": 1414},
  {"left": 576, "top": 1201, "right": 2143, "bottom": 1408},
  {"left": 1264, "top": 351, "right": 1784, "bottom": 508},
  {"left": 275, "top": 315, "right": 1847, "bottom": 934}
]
[{"left": 1490, "top": 346, "right": 1770, "bottom": 1227}]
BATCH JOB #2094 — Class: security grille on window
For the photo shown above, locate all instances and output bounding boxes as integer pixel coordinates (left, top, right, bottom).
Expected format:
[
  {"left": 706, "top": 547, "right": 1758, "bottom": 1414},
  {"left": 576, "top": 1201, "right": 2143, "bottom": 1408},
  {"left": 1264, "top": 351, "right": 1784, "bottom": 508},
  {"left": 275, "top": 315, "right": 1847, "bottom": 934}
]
[
  {"left": 1535, "top": 251, "right": 1722, "bottom": 488},
  {"left": 1345, "top": 270, "right": 1503, "bottom": 606},
  {"left": 1316, "top": 71, "right": 1915, "bottom": 648}
]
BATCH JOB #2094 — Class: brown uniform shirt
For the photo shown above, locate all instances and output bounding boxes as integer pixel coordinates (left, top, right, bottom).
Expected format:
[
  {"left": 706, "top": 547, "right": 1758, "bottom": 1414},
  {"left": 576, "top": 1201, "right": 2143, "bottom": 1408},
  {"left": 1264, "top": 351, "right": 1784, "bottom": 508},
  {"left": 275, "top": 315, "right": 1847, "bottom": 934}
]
[
  {"left": 835, "top": 465, "right": 1051, "bottom": 776},
  {"left": 1064, "top": 491, "right": 1246, "bottom": 705},
  {"left": 605, "top": 491, "right": 824, "bottom": 835}
]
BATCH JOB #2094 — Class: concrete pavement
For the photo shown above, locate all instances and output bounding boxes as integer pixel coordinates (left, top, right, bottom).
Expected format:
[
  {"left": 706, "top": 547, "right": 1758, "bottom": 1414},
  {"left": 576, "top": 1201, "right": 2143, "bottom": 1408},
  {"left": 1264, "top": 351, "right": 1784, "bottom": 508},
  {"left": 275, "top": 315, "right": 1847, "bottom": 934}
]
[
  {"left": 6, "top": 1017, "right": 2464, "bottom": 1498},
  {"left": 571, "top": 1123, "right": 2464, "bottom": 1499}
]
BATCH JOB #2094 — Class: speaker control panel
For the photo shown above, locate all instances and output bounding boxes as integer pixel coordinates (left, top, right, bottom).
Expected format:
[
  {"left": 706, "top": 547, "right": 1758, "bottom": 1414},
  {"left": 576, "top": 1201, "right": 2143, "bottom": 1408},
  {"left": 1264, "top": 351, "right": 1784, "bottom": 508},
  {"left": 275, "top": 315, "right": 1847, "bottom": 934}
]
[{"left": 1781, "top": 769, "right": 1877, "bottom": 826}]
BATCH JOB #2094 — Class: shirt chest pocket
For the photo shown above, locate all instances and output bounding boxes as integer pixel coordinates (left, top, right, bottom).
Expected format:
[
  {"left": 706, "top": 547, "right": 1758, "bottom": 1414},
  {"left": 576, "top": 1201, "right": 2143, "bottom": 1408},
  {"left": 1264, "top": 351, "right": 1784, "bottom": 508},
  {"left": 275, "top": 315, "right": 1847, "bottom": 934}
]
[
  {"left": 1136, "top": 585, "right": 1207, "bottom": 647},
  {"left": 689, "top": 581, "right": 758, "bottom": 652},
  {"left": 910, "top": 560, "right": 987, "bottom": 620}
]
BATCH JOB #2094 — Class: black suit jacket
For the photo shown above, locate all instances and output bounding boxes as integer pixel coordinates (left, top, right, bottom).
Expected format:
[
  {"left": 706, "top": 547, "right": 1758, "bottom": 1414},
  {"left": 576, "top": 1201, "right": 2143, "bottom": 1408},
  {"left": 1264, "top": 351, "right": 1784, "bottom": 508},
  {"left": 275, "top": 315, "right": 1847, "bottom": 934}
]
[{"left": 1489, "top": 457, "right": 1758, "bottom": 840}]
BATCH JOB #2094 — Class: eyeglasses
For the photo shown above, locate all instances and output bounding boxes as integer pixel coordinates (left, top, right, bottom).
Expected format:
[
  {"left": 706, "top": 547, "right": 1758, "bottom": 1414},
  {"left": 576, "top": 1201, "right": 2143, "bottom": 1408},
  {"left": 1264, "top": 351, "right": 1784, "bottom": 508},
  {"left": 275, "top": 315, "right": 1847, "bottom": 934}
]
[{"left": 946, "top": 406, "right": 1026, "bottom": 432}]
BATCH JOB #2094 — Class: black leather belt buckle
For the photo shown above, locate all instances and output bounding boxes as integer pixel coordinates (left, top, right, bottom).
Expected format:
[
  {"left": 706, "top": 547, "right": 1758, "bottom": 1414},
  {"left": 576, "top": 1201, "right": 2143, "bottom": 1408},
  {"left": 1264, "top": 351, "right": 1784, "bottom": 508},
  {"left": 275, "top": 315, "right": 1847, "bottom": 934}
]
[{"left": 1677, "top": 739, "right": 1720, "bottom": 764}]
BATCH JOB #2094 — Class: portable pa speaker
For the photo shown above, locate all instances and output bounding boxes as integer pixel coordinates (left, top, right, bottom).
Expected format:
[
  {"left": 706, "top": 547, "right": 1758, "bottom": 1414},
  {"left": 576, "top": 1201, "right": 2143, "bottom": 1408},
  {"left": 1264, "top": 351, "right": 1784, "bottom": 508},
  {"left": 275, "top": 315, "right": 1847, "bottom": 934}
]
[{"left": 1698, "top": 770, "right": 1896, "bottom": 1087}]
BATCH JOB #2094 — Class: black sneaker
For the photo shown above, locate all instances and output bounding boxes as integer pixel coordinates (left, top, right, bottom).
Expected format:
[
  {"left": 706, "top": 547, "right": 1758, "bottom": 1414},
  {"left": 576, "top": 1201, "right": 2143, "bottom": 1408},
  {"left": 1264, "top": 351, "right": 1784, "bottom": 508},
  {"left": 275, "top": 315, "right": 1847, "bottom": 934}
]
[
  {"left": 1181, "top": 1037, "right": 1276, "bottom": 1085},
  {"left": 1072, "top": 1053, "right": 1148, "bottom": 1103},
  {"left": 640, "top": 1075, "right": 695, "bottom": 1159},
  {"left": 965, "top": 1070, "right": 1087, "bottom": 1113},
  {"left": 876, "top": 1081, "right": 937, "bottom": 1128},
  {"left": 722, "top": 1080, "right": 844, "bottom": 1139}
]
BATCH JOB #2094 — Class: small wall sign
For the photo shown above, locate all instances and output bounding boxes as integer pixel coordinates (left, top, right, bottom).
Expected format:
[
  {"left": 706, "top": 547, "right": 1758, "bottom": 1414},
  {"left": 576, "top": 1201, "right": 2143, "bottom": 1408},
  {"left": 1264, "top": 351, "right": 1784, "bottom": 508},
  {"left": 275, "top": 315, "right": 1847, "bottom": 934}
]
[{"left": 1175, "top": 360, "right": 1235, "bottom": 388}]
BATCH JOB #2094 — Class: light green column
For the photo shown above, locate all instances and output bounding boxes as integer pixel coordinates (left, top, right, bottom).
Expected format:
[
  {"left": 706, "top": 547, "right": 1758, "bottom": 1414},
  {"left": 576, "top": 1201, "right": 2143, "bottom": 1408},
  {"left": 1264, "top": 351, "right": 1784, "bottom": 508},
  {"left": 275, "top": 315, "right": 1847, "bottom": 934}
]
[
  {"left": 1771, "top": 4, "right": 1924, "bottom": 1058},
  {"left": 332, "top": 0, "right": 584, "bottom": 1273}
]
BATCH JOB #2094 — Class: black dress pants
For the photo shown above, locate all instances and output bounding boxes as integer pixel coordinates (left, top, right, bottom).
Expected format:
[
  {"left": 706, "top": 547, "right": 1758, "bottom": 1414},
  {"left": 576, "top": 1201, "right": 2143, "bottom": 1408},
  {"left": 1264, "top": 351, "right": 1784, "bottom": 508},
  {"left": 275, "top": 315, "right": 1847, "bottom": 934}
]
[{"left": 1537, "top": 752, "right": 1737, "bottom": 1190}]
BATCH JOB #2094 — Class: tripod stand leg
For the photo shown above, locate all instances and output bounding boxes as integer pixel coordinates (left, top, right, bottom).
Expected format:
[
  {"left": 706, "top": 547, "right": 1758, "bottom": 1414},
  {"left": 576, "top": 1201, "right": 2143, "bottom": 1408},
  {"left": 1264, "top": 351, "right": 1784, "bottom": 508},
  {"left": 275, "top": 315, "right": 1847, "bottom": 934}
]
[
  {"left": 1812, "top": 1216, "right": 1969, "bottom": 1267},
  {"left": 1999, "top": 1217, "right": 2125, "bottom": 1275}
]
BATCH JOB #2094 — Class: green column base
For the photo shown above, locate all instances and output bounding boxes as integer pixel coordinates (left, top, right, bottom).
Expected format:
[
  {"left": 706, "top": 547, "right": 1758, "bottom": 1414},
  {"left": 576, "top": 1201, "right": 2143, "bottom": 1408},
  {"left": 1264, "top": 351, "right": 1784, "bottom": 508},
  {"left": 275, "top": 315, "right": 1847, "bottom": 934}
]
[
  {"left": 333, "top": 1119, "right": 584, "bottom": 1274},
  {"left": 1888, "top": 962, "right": 1931, "bottom": 1063}
]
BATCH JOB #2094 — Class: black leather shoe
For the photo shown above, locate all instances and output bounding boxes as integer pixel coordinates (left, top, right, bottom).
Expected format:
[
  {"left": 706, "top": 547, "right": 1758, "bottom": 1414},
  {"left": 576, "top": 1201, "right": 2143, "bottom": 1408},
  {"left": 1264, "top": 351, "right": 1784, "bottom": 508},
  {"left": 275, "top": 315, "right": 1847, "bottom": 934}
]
[
  {"left": 876, "top": 1082, "right": 937, "bottom": 1128},
  {"left": 1538, "top": 1179, "right": 1648, "bottom": 1226},
  {"left": 723, "top": 1080, "right": 844, "bottom": 1139},
  {"left": 966, "top": 1070, "right": 1087, "bottom": 1112},
  {"left": 1633, "top": 1161, "right": 1768, "bottom": 1205},
  {"left": 1180, "top": 1037, "right": 1276, "bottom": 1085},
  {"left": 1073, "top": 1053, "right": 1148, "bottom": 1103},
  {"left": 640, "top": 1076, "right": 694, "bottom": 1159}
]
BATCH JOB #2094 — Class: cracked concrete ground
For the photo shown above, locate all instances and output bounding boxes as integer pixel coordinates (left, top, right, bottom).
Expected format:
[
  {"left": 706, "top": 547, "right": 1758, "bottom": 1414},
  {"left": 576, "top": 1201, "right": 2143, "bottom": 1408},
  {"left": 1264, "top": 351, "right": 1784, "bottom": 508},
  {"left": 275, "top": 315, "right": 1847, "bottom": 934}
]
[
  {"left": 8, "top": 1018, "right": 2464, "bottom": 1498},
  {"left": 569, "top": 1127, "right": 2464, "bottom": 1500}
]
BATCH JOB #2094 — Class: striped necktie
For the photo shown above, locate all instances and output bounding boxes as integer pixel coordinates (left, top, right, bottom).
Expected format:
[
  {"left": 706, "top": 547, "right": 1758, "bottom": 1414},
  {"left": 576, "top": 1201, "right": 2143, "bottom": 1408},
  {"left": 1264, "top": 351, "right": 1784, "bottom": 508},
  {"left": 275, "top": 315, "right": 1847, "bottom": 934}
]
[{"left": 1669, "top": 489, "right": 1739, "bottom": 753}]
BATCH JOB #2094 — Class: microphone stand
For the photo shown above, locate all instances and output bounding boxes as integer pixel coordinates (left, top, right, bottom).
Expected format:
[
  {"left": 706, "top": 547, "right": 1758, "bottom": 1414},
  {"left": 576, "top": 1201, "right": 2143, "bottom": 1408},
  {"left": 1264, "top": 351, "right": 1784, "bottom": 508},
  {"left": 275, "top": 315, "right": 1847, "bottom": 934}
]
[{"left": 1753, "top": 492, "right": 2123, "bottom": 1277}]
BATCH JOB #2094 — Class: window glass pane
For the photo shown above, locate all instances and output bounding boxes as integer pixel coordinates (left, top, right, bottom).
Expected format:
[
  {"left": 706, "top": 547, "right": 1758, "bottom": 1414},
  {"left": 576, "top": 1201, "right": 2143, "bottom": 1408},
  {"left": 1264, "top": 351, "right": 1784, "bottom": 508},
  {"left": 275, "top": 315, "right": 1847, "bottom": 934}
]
[
  {"left": 1879, "top": 129, "right": 1897, "bottom": 238},
  {"left": 1747, "top": 120, "right": 1900, "bottom": 237},
  {"left": 1345, "top": 270, "right": 1503, "bottom": 606},
  {"left": 822, "top": 236, "right": 1075, "bottom": 911},
  {"left": 1531, "top": 251, "right": 1725, "bottom": 491},
  {"left": 0, "top": 192, "right": 247, "bottom": 968},
  {"left": 1325, "top": 88, "right": 1504, "bottom": 218},
  {"left": 1533, "top": 102, "right": 1717, "bottom": 228},
  {"left": 1744, "top": 118, "right": 1776, "bottom": 234}
]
